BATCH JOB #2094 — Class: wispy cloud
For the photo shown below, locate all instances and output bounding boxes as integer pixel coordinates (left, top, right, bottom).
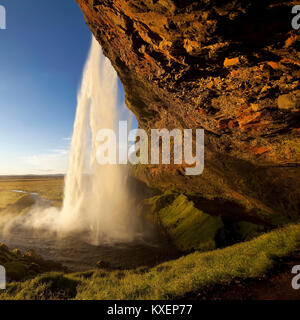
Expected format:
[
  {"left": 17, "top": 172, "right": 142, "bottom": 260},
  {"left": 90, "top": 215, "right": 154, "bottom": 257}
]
[
  {"left": 22, "top": 143, "right": 70, "bottom": 174},
  {"left": 51, "top": 148, "right": 69, "bottom": 155}
]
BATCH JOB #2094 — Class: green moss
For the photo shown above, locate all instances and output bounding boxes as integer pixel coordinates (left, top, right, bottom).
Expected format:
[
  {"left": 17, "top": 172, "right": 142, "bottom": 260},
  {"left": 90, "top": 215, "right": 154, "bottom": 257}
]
[
  {"left": 0, "top": 243, "right": 65, "bottom": 282},
  {"left": 145, "top": 194, "right": 224, "bottom": 252},
  {"left": 143, "top": 193, "right": 265, "bottom": 252},
  {"left": 142, "top": 191, "right": 176, "bottom": 223}
]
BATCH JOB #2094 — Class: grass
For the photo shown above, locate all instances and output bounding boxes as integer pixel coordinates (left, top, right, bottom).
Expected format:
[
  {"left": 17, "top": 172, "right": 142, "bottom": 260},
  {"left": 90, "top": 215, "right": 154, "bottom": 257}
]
[
  {"left": 0, "top": 176, "right": 64, "bottom": 208},
  {"left": 1, "top": 222, "right": 300, "bottom": 300}
]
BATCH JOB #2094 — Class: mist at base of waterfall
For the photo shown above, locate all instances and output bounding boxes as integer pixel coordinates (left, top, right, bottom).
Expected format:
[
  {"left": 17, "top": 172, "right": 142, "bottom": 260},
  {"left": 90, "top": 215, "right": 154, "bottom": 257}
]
[
  {"left": 0, "top": 202, "right": 179, "bottom": 271},
  {"left": 0, "top": 188, "right": 180, "bottom": 271}
]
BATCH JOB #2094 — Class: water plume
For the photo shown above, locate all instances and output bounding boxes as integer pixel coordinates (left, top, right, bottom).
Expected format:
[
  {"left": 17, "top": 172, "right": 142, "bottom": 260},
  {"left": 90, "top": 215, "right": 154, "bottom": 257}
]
[{"left": 57, "top": 37, "right": 141, "bottom": 244}]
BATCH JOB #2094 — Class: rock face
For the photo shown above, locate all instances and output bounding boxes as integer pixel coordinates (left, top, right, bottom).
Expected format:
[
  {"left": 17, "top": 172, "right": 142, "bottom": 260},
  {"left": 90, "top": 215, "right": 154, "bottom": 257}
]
[
  {"left": 0, "top": 243, "right": 66, "bottom": 281},
  {"left": 76, "top": 0, "right": 300, "bottom": 224}
]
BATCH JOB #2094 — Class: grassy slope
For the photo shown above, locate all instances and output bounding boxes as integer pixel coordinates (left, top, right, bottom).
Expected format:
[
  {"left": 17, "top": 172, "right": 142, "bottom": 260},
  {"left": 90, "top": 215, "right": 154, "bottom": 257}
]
[{"left": 1, "top": 222, "right": 300, "bottom": 300}]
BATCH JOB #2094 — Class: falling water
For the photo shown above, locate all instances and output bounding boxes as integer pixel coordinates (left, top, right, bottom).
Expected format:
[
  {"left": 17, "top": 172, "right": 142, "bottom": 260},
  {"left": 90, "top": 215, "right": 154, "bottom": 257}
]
[{"left": 57, "top": 37, "right": 140, "bottom": 244}]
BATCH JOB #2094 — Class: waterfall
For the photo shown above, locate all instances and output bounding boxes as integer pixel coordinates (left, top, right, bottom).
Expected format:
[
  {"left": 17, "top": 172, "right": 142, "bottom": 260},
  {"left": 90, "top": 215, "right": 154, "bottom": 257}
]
[
  {"left": 57, "top": 37, "right": 140, "bottom": 244},
  {"left": 0, "top": 37, "right": 142, "bottom": 246}
]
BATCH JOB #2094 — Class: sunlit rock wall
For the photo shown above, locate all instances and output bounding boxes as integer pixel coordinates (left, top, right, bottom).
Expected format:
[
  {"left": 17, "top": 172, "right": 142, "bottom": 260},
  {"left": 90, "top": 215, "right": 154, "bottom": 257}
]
[{"left": 76, "top": 0, "right": 300, "bottom": 224}]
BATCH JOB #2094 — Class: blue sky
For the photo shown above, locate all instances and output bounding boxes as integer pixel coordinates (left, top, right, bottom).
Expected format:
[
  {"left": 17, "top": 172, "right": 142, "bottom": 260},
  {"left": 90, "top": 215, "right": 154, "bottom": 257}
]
[{"left": 0, "top": 0, "right": 135, "bottom": 175}]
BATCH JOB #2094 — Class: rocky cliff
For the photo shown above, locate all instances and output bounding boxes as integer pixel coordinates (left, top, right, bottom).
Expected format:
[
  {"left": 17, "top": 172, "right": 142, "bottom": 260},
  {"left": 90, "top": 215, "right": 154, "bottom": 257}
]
[{"left": 76, "top": 0, "right": 300, "bottom": 224}]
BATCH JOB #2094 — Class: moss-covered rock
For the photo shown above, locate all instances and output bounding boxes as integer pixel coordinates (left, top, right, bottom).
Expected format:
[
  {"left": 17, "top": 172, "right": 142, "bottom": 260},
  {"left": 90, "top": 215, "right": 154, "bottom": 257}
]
[
  {"left": 0, "top": 243, "right": 66, "bottom": 282},
  {"left": 156, "top": 194, "right": 224, "bottom": 252},
  {"left": 143, "top": 193, "right": 267, "bottom": 252},
  {"left": 143, "top": 193, "right": 223, "bottom": 252}
]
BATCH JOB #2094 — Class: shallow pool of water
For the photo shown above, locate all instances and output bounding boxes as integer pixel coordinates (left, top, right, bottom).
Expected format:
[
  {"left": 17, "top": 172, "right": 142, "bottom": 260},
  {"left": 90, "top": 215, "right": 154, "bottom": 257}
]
[{"left": 0, "top": 192, "right": 179, "bottom": 271}]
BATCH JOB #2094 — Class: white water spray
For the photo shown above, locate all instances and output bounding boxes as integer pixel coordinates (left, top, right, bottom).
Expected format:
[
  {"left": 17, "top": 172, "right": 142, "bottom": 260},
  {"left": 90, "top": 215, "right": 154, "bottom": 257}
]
[{"left": 56, "top": 37, "right": 141, "bottom": 244}]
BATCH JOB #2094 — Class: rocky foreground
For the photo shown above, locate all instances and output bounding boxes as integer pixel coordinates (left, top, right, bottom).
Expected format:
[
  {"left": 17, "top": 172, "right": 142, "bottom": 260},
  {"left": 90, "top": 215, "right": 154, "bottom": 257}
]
[{"left": 0, "top": 243, "right": 66, "bottom": 282}]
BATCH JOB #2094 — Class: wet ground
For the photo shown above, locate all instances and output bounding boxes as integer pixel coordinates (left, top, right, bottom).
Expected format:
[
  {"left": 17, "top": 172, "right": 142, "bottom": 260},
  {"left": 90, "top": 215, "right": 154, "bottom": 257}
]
[{"left": 0, "top": 191, "right": 180, "bottom": 272}]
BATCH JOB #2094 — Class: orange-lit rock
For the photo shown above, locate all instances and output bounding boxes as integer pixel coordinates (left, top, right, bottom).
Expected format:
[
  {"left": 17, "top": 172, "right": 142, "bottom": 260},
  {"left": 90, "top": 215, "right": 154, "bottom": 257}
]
[
  {"left": 75, "top": 0, "right": 300, "bottom": 223},
  {"left": 224, "top": 57, "right": 240, "bottom": 67}
]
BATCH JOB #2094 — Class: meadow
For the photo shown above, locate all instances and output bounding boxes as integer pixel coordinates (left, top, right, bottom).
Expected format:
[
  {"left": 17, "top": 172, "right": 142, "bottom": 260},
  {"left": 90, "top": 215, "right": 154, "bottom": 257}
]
[{"left": 0, "top": 176, "right": 64, "bottom": 208}]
